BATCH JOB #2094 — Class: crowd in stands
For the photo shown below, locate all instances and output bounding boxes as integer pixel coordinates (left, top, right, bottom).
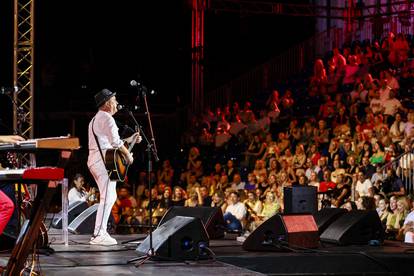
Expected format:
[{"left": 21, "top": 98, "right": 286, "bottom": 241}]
[{"left": 72, "top": 31, "right": 414, "bottom": 243}]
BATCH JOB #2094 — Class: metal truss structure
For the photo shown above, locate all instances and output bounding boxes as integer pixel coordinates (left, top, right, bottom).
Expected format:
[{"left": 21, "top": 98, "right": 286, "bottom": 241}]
[{"left": 13, "top": 0, "right": 35, "bottom": 139}]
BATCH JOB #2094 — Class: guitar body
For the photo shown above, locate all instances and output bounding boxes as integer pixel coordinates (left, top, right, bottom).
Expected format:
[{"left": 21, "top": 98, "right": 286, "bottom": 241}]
[{"left": 105, "top": 148, "right": 129, "bottom": 182}]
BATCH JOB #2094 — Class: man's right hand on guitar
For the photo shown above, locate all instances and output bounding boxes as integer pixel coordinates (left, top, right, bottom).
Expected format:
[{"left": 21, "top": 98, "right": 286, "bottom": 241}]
[{"left": 125, "top": 152, "right": 134, "bottom": 165}]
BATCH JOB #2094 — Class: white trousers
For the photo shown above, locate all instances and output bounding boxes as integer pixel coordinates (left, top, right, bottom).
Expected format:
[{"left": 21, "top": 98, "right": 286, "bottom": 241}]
[{"left": 89, "top": 161, "right": 117, "bottom": 236}]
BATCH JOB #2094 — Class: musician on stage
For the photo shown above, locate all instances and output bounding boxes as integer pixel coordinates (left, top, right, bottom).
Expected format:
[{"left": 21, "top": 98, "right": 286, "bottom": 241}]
[
  {"left": 87, "top": 89, "right": 141, "bottom": 246},
  {"left": 68, "top": 173, "right": 96, "bottom": 205},
  {"left": 0, "top": 135, "right": 24, "bottom": 236}
]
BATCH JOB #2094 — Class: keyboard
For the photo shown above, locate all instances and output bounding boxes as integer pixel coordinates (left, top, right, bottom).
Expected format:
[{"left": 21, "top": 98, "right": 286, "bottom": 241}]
[
  {"left": 0, "top": 136, "right": 80, "bottom": 151},
  {"left": 0, "top": 167, "right": 64, "bottom": 181}
]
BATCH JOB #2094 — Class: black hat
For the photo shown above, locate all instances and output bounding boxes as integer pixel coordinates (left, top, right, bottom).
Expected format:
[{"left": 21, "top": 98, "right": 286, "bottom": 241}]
[{"left": 94, "top": 89, "right": 116, "bottom": 107}]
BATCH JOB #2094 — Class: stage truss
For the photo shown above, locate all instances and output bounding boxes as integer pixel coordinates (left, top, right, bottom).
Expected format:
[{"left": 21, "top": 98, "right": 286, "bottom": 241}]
[{"left": 13, "top": 0, "right": 35, "bottom": 139}]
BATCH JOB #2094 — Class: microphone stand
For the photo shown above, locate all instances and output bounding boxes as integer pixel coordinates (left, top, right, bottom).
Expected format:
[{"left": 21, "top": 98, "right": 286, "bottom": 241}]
[{"left": 125, "top": 88, "right": 160, "bottom": 265}]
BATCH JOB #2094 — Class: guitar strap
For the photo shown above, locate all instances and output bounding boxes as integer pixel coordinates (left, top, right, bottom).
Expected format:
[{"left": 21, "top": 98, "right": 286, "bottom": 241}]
[{"left": 91, "top": 117, "right": 106, "bottom": 167}]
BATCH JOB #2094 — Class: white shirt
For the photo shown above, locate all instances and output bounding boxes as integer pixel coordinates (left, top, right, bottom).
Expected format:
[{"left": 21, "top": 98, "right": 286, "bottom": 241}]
[
  {"left": 225, "top": 202, "right": 247, "bottom": 220},
  {"left": 369, "top": 98, "right": 383, "bottom": 114},
  {"left": 68, "top": 187, "right": 87, "bottom": 205},
  {"left": 381, "top": 98, "right": 402, "bottom": 116},
  {"left": 87, "top": 110, "right": 123, "bottom": 167},
  {"left": 390, "top": 121, "right": 405, "bottom": 142},
  {"left": 356, "top": 179, "right": 372, "bottom": 197},
  {"left": 404, "top": 211, "right": 414, "bottom": 243}
]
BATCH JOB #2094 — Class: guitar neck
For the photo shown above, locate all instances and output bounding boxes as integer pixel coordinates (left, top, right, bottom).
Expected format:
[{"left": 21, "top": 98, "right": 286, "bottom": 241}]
[
  {"left": 124, "top": 135, "right": 138, "bottom": 152},
  {"left": 127, "top": 141, "right": 136, "bottom": 152}
]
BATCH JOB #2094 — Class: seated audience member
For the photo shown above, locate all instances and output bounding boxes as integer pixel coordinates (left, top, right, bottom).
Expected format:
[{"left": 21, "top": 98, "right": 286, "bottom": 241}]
[
  {"left": 244, "top": 173, "right": 257, "bottom": 191},
  {"left": 355, "top": 172, "right": 373, "bottom": 200},
  {"left": 243, "top": 135, "right": 266, "bottom": 169},
  {"left": 330, "top": 158, "right": 346, "bottom": 184},
  {"left": 382, "top": 167, "right": 405, "bottom": 197},
  {"left": 159, "top": 187, "right": 172, "bottom": 209},
  {"left": 171, "top": 186, "right": 186, "bottom": 206},
  {"left": 308, "top": 171, "right": 320, "bottom": 189},
  {"left": 401, "top": 206, "right": 414, "bottom": 243},
  {"left": 244, "top": 190, "right": 263, "bottom": 217},
  {"left": 389, "top": 113, "right": 405, "bottom": 144},
  {"left": 185, "top": 188, "right": 200, "bottom": 207},
  {"left": 115, "top": 186, "right": 138, "bottom": 231},
  {"left": 198, "top": 185, "right": 212, "bottom": 207},
  {"left": 267, "top": 91, "right": 281, "bottom": 122},
  {"left": 255, "top": 191, "right": 280, "bottom": 221},
  {"left": 377, "top": 197, "right": 390, "bottom": 226},
  {"left": 225, "top": 159, "right": 239, "bottom": 182},
  {"left": 331, "top": 174, "right": 351, "bottom": 207},
  {"left": 319, "top": 169, "right": 336, "bottom": 192},
  {"left": 370, "top": 165, "right": 384, "bottom": 187},
  {"left": 157, "top": 160, "right": 174, "bottom": 187},
  {"left": 230, "top": 173, "right": 245, "bottom": 191},
  {"left": 296, "top": 174, "right": 308, "bottom": 186},
  {"left": 142, "top": 188, "right": 160, "bottom": 212},
  {"left": 211, "top": 190, "right": 227, "bottom": 214},
  {"left": 356, "top": 196, "right": 376, "bottom": 211},
  {"left": 342, "top": 200, "right": 358, "bottom": 211},
  {"left": 68, "top": 173, "right": 96, "bottom": 205},
  {"left": 386, "top": 197, "right": 409, "bottom": 239},
  {"left": 360, "top": 156, "right": 376, "bottom": 179},
  {"left": 223, "top": 191, "right": 247, "bottom": 232},
  {"left": 369, "top": 141, "right": 385, "bottom": 165},
  {"left": 382, "top": 90, "right": 405, "bottom": 121}
]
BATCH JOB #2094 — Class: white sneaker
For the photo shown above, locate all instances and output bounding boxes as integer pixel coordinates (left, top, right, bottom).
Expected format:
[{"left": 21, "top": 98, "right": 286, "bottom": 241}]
[
  {"left": 103, "top": 232, "right": 117, "bottom": 244},
  {"left": 89, "top": 234, "right": 117, "bottom": 246}
]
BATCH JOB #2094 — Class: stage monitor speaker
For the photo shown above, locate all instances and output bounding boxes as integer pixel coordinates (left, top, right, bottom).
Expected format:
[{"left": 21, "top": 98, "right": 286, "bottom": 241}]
[
  {"left": 242, "top": 213, "right": 319, "bottom": 251},
  {"left": 314, "top": 208, "right": 347, "bottom": 235},
  {"left": 52, "top": 201, "right": 89, "bottom": 229},
  {"left": 158, "top": 206, "right": 225, "bottom": 239},
  {"left": 137, "top": 216, "right": 209, "bottom": 260},
  {"left": 284, "top": 186, "right": 317, "bottom": 214},
  {"left": 320, "top": 210, "right": 385, "bottom": 245},
  {"left": 68, "top": 203, "right": 114, "bottom": 234}
]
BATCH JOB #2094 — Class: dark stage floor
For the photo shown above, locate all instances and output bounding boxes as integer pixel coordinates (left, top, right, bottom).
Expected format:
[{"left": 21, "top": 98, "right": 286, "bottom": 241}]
[{"left": 1, "top": 229, "right": 414, "bottom": 276}]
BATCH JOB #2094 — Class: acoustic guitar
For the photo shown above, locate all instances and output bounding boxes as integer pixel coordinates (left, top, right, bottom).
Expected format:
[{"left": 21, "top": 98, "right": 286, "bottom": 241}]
[{"left": 105, "top": 134, "right": 138, "bottom": 182}]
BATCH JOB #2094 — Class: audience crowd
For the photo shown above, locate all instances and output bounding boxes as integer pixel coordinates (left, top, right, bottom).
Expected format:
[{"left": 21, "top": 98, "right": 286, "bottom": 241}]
[{"left": 75, "top": 32, "right": 414, "bottom": 243}]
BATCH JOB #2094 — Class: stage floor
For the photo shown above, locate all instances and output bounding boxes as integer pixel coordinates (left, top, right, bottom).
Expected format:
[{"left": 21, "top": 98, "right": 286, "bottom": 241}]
[{"left": 1, "top": 229, "right": 414, "bottom": 276}]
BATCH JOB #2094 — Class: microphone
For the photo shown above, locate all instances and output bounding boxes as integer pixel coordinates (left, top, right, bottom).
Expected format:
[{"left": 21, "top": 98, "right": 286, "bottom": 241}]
[
  {"left": 117, "top": 104, "right": 139, "bottom": 111},
  {"left": 130, "top": 80, "right": 140, "bottom": 87},
  {"left": 130, "top": 79, "right": 153, "bottom": 95}
]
